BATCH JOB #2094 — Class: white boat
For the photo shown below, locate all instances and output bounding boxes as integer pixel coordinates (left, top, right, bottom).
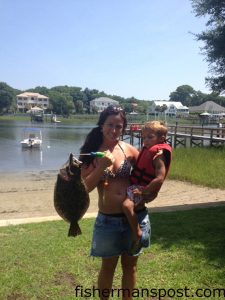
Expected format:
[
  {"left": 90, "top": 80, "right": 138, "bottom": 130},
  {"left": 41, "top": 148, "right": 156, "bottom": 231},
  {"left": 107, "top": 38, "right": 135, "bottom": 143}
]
[
  {"left": 20, "top": 128, "right": 42, "bottom": 149},
  {"left": 51, "top": 114, "right": 61, "bottom": 123}
]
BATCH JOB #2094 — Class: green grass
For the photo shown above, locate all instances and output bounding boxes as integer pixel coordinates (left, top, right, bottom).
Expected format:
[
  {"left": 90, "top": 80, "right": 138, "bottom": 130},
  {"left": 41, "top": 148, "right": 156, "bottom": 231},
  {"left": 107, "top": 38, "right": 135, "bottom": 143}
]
[
  {"left": 0, "top": 114, "right": 201, "bottom": 125},
  {"left": 1, "top": 207, "right": 225, "bottom": 299},
  {"left": 169, "top": 146, "right": 225, "bottom": 189},
  {"left": 0, "top": 114, "right": 31, "bottom": 122},
  {"left": 0, "top": 114, "right": 99, "bottom": 124}
]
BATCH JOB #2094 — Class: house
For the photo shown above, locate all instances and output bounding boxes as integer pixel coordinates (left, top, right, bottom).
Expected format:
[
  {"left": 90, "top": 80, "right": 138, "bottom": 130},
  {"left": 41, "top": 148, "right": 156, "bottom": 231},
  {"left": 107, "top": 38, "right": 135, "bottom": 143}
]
[
  {"left": 189, "top": 101, "right": 225, "bottom": 114},
  {"left": 148, "top": 101, "right": 189, "bottom": 117},
  {"left": 90, "top": 97, "right": 119, "bottom": 113},
  {"left": 17, "top": 92, "right": 49, "bottom": 111}
]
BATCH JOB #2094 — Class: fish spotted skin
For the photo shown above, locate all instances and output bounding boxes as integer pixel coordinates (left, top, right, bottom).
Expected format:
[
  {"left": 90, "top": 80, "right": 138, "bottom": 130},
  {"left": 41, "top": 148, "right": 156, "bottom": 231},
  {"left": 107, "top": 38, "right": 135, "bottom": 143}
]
[{"left": 54, "top": 153, "right": 90, "bottom": 237}]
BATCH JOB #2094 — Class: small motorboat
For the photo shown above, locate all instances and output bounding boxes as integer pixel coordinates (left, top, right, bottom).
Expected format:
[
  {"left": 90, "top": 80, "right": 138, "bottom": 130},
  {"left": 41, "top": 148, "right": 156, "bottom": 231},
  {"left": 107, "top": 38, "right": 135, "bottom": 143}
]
[
  {"left": 20, "top": 128, "right": 42, "bottom": 149},
  {"left": 51, "top": 114, "right": 61, "bottom": 123}
]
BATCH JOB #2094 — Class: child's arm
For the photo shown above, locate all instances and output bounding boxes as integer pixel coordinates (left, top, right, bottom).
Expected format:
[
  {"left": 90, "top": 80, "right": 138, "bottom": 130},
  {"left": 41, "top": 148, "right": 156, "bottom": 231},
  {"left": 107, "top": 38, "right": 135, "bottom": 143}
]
[
  {"left": 132, "top": 153, "right": 167, "bottom": 199},
  {"left": 142, "top": 154, "right": 167, "bottom": 195}
]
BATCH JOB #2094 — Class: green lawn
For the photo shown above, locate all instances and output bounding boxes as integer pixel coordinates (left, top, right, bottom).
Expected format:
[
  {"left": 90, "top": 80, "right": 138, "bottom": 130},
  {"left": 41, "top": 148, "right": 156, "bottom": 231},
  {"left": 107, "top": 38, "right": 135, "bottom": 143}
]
[
  {"left": 169, "top": 146, "right": 225, "bottom": 189},
  {"left": 1, "top": 207, "right": 225, "bottom": 299}
]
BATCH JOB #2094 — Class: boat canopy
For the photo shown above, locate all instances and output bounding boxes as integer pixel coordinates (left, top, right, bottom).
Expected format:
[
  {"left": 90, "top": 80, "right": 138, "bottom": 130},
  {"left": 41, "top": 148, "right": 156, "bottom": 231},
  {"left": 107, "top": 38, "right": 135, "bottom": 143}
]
[{"left": 22, "top": 128, "right": 41, "bottom": 132}]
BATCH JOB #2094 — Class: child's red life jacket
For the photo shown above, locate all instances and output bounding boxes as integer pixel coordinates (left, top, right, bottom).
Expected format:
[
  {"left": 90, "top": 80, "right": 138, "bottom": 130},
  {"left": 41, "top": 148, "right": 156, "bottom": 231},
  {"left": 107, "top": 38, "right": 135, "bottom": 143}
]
[{"left": 130, "top": 143, "right": 172, "bottom": 186}]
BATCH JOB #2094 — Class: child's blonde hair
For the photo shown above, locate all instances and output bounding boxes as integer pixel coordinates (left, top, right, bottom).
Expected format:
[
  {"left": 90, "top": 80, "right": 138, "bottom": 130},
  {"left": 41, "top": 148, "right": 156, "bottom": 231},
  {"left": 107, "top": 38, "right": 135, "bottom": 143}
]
[{"left": 142, "top": 121, "right": 168, "bottom": 140}]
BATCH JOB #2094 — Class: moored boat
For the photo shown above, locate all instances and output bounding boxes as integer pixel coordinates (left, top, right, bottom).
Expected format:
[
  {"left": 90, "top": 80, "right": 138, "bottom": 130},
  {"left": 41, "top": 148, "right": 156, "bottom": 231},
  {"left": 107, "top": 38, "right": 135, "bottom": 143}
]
[
  {"left": 51, "top": 114, "right": 61, "bottom": 123},
  {"left": 20, "top": 128, "right": 42, "bottom": 149}
]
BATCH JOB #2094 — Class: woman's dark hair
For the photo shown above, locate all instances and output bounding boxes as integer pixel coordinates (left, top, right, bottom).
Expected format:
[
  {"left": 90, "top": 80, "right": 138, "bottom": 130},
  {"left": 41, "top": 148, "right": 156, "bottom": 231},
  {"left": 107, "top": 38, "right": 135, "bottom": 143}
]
[{"left": 79, "top": 106, "right": 127, "bottom": 165}]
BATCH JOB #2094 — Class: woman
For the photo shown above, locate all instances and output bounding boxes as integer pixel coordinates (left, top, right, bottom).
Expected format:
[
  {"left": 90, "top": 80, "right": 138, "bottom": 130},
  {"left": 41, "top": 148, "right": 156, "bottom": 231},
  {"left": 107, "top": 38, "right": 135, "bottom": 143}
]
[{"left": 80, "top": 106, "right": 151, "bottom": 300}]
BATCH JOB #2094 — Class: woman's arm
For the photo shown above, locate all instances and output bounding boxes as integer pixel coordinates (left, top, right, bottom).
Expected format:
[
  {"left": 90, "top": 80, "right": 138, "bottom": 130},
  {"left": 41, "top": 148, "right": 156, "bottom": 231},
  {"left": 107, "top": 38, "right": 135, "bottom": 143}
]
[{"left": 81, "top": 163, "right": 104, "bottom": 193}]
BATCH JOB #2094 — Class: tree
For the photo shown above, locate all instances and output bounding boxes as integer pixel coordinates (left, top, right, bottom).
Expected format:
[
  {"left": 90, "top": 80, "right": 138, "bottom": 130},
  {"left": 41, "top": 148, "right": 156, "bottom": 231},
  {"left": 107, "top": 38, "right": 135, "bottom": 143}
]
[
  {"left": 169, "top": 85, "right": 196, "bottom": 106},
  {"left": 155, "top": 104, "right": 167, "bottom": 114},
  {"left": 0, "top": 82, "right": 15, "bottom": 113},
  {"left": 154, "top": 104, "right": 168, "bottom": 122},
  {"left": 191, "top": 0, "right": 225, "bottom": 93},
  {"left": 83, "top": 88, "right": 102, "bottom": 114},
  {"left": 74, "top": 100, "right": 84, "bottom": 114},
  {"left": 170, "top": 84, "right": 225, "bottom": 107},
  {"left": 28, "top": 86, "right": 49, "bottom": 96},
  {"left": 48, "top": 91, "right": 74, "bottom": 116}
]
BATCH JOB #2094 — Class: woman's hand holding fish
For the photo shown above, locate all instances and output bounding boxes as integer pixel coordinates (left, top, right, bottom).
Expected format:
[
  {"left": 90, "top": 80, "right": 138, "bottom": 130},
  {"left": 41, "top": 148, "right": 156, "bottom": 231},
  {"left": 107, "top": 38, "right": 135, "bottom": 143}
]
[
  {"left": 80, "top": 150, "right": 115, "bottom": 193},
  {"left": 98, "top": 150, "right": 115, "bottom": 170}
]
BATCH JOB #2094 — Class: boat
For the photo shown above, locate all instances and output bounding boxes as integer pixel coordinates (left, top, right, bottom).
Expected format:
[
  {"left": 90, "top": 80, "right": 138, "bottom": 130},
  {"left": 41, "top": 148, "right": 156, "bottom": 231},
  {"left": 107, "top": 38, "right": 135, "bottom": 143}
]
[
  {"left": 51, "top": 114, "right": 61, "bottom": 123},
  {"left": 20, "top": 128, "right": 42, "bottom": 149}
]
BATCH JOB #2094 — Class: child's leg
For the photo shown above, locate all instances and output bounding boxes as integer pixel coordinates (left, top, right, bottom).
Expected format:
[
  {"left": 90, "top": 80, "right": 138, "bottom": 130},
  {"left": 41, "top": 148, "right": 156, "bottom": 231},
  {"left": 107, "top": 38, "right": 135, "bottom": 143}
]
[{"left": 122, "top": 198, "right": 142, "bottom": 241}]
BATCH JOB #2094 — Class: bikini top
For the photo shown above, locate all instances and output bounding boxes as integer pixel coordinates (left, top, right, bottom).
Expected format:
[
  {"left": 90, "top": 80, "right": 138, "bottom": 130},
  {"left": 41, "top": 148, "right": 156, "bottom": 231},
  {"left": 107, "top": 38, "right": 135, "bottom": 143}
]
[{"left": 102, "top": 143, "right": 132, "bottom": 180}]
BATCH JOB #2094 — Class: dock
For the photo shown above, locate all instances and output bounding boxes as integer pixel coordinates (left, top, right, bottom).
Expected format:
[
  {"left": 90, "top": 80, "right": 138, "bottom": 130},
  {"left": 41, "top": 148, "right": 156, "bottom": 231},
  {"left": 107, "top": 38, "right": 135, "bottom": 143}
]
[{"left": 122, "top": 124, "right": 225, "bottom": 148}]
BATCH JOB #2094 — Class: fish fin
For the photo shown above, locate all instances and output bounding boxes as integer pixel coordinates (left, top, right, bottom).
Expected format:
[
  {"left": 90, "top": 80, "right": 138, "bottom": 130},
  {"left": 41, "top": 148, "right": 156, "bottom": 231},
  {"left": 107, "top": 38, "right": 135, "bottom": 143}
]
[{"left": 68, "top": 222, "right": 82, "bottom": 237}]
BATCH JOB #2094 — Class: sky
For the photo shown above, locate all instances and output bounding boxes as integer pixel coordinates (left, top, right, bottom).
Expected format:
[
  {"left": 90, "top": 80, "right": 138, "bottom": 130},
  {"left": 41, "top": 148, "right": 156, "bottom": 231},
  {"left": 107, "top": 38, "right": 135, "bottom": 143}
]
[{"left": 0, "top": 0, "right": 211, "bottom": 100}]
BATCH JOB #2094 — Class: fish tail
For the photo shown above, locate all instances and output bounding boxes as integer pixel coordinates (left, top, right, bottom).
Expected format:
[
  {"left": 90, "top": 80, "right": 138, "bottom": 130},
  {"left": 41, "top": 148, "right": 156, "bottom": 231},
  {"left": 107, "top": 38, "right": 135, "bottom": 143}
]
[{"left": 68, "top": 222, "right": 82, "bottom": 237}]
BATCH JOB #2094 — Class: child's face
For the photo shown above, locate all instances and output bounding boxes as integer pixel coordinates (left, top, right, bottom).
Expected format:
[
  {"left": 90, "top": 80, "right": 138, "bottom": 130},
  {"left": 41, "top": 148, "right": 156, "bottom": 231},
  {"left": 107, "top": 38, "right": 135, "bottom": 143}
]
[{"left": 142, "top": 129, "right": 163, "bottom": 149}]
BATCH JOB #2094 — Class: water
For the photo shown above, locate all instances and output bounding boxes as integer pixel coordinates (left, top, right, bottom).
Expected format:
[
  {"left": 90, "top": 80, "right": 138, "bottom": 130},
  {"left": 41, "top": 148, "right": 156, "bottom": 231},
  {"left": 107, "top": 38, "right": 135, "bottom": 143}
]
[
  {"left": 0, "top": 120, "right": 95, "bottom": 173},
  {"left": 0, "top": 120, "right": 159, "bottom": 173}
]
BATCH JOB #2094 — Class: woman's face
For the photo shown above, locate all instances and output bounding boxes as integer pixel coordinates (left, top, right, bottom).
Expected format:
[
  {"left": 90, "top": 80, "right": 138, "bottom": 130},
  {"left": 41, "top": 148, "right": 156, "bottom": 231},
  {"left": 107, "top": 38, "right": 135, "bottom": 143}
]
[{"left": 102, "top": 114, "right": 124, "bottom": 143}]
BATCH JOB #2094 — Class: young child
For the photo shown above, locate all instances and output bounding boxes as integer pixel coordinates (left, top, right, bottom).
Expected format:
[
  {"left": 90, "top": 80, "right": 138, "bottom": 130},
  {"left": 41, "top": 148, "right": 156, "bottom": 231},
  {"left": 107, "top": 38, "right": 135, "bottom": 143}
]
[{"left": 122, "top": 121, "right": 172, "bottom": 254}]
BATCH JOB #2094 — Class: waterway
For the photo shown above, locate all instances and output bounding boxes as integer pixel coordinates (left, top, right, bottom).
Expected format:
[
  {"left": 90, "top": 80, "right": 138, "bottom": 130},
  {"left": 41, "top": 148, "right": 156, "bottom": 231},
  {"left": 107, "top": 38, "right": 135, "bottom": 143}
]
[
  {"left": 0, "top": 120, "right": 94, "bottom": 173},
  {"left": 1, "top": 120, "right": 221, "bottom": 173}
]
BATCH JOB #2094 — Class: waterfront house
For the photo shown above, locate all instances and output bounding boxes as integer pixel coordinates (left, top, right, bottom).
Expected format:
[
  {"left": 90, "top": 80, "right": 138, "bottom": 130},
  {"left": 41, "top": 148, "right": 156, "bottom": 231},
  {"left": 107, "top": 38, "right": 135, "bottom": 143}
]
[
  {"left": 148, "top": 100, "right": 189, "bottom": 117},
  {"left": 17, "top": 92, "right": 49, "bottom": 112},
  {"left": 90, "top": 97, "right": 119, "bottom": 113}
]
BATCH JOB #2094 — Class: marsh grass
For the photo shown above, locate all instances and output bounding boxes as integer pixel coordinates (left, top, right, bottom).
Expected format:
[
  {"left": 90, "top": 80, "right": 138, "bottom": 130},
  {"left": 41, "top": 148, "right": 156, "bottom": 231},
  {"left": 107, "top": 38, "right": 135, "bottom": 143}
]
[
  {"left": 0, "top": 114, "right": 198, "bottom": 125},
  {"left": 0, "top": 114, "right": 99, "bottom": 124},
  {"left": 169, "top": 146, "right": 225, "bottom": 189},
  {"left": 1, "top": 207, "right": 225, "bottom": 299}
]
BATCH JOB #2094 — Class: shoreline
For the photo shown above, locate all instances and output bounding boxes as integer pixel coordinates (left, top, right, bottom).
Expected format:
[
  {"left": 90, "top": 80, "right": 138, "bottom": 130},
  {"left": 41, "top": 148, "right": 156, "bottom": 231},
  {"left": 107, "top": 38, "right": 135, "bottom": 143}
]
[{"left": 0, "top": 170, "right": 225, "bottom": 226}]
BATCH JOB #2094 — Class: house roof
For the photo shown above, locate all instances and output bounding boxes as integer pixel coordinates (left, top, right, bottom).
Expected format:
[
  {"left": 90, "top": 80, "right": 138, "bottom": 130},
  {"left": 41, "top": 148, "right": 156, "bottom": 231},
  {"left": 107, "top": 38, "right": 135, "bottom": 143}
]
[
  {"left": 17, "top": 92, "right": 48, "bottom": 99},
  {"left": 189, "top": 101, "right": 225, "bottom": 113},
  {"left": 152, "top": 101, "right": 188, "bottom": 109},
  {"left": 30, "top": 106, "right": 43, "bottom": 111},
  {"left": 91, "top": 97, "right": 119, "bottom": 103}
]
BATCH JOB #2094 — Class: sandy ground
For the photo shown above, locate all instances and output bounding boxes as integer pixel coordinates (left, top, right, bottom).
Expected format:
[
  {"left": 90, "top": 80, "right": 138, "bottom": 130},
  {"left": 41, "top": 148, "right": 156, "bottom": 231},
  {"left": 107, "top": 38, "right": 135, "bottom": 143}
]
[{"left": 0, "top": 170, "right": 225, "bottom": 226}]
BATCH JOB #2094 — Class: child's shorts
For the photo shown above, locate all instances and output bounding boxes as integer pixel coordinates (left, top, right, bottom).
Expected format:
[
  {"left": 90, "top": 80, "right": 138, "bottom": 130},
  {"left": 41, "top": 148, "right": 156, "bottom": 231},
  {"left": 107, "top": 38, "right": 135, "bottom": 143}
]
[
  {"left": 127, "top": 185, "right": 144, "bottom": 205},
  {"left": 90, "top": 208, "right": 151, "bottom": 258}
]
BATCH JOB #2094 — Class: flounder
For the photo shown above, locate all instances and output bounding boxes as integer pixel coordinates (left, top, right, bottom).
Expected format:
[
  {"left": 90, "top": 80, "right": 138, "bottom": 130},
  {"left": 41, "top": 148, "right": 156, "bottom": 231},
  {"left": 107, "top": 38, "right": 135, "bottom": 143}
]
[{"left": 54, "top": 153, "right": 90, "bottom": 237}]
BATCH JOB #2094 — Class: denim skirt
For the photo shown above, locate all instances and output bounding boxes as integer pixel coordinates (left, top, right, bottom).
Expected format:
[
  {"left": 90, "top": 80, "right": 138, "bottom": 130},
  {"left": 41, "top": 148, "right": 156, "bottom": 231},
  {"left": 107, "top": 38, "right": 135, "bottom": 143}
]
[{"left": 90, "top": 208, "right": 151, "bottom": 258}]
